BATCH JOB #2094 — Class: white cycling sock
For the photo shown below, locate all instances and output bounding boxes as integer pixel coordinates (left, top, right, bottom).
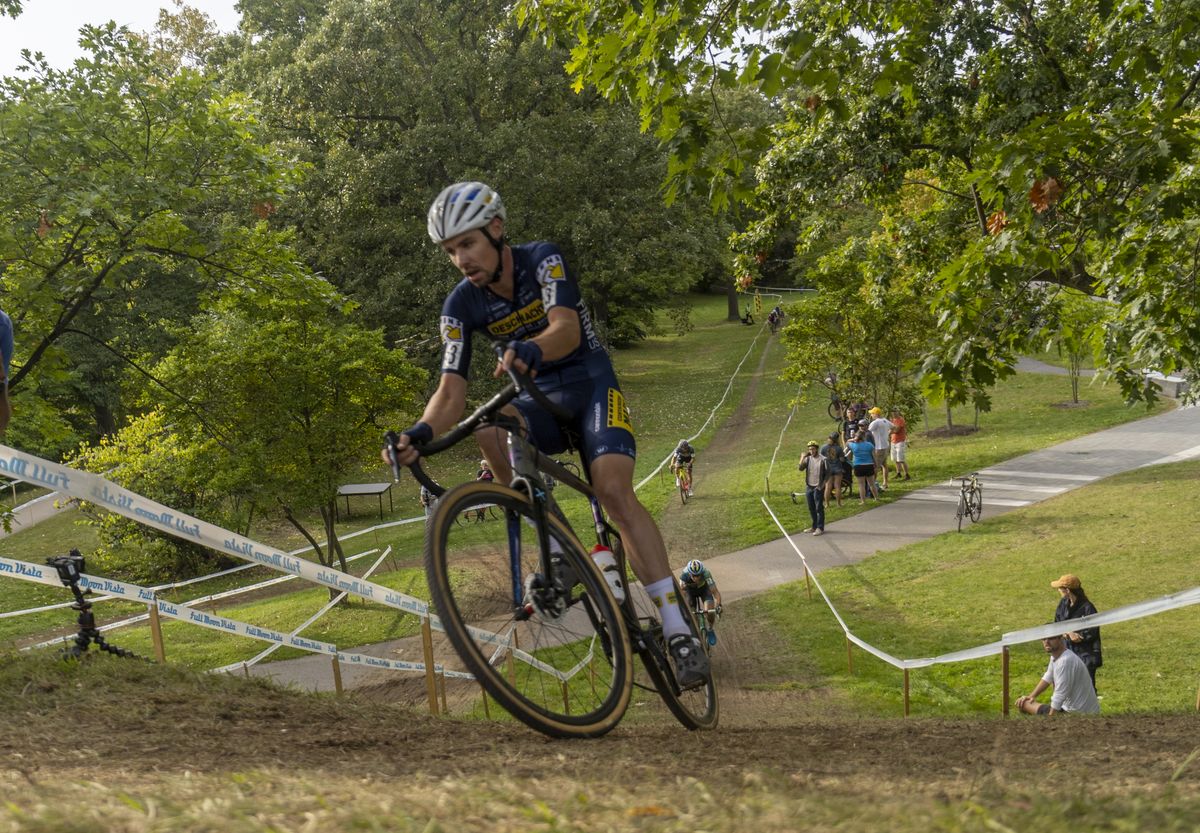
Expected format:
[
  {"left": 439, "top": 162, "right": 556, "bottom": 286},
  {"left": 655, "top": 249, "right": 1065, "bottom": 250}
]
[{"left": 645, "top": 577, "right": 689, "bottom": 639}]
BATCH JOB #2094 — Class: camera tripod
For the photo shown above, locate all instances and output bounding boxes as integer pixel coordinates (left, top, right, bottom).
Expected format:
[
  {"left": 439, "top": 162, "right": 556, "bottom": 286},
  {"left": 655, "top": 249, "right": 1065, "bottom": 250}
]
[{"left": 48, "top": 550, "right": 137, "bottom": 660}]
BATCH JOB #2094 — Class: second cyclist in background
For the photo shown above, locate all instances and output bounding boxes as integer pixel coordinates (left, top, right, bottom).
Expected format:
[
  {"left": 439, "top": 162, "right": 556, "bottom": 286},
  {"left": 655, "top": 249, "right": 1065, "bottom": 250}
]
[
  {"left": 680, "top": 559, "right": 723, "bottom": 647},
  {"left": 671, "top": 439, "right": 696, "bottom": 498}
]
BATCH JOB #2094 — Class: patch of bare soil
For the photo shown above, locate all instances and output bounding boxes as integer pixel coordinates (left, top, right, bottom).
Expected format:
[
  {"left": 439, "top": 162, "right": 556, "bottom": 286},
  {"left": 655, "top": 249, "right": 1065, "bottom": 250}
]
[
  {"left": 2, "top": 654, "right": 1197, "bottom": 800},
  {"left": 655, "top": 337, "right": 774, "bottom": 565},
  {"left": 1051, "top": 400, "right": 1092, "bottom": 408}
]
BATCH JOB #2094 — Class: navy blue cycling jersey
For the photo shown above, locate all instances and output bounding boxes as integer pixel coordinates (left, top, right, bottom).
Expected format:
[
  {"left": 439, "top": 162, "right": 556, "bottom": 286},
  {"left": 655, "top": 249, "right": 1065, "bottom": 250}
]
[
  {"left": 438, "top": 242, "right": 604, "bottom": 378},
  {"left": 436, "top": 241, "right": 636, "bottom": 463}
]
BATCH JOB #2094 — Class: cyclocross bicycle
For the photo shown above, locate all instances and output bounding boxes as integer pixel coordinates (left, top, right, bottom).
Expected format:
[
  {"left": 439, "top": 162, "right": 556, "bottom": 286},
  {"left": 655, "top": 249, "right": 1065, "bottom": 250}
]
[
  {"left": 955, "top": 472, "right": 983, "bottom": 531},
  {"left": 395, "top": 348, "right": 718, "bottom": 739},
  {"left": 672, "top": 462, "right": 692, "bottom": 505}
]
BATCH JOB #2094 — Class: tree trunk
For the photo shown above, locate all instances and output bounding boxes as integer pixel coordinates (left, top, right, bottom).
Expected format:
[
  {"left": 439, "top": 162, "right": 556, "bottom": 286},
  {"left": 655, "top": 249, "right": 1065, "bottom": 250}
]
[
  {"left": 281, "top": 504, "right": 339, "bottom": 602},
  {"left": 727, "top": 282, "right": 740, "bottom": 321},
  {"left": 945, "top": 400, "right": 954, "bottom": 429},
  {"left": 321, "top": 503, "right": 349, "bottom": 573},
  {"left": 1069, "top": 357, "right": 1081, "bottom": 403}
]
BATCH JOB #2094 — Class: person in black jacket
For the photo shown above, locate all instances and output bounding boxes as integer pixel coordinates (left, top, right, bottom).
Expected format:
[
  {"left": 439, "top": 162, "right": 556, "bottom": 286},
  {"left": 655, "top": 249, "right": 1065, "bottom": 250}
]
[{"left": 1051, "top": 574, "right": 1102, "bottom": 689}]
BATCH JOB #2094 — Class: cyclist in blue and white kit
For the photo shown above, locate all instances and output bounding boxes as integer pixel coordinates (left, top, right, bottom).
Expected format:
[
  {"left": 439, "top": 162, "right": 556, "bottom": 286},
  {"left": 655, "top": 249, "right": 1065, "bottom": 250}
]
[
  {"left": 386, "top": 182, "right": 709, "bottom": 689},
  {"left": 679, "top": 559, "right": 722, "bottom": 647}
]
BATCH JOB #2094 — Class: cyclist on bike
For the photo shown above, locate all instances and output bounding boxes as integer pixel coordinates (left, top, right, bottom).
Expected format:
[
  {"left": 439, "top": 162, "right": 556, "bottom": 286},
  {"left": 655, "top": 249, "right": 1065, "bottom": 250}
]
[
  {"left": 679, "top": 559, "right": 722, "bottom": 647},
  {"left": 385, "top": 181, "right": 709, "bottom": 690},
  {"left": 670, "top": 439, "right": 696, "bottom": 497}
]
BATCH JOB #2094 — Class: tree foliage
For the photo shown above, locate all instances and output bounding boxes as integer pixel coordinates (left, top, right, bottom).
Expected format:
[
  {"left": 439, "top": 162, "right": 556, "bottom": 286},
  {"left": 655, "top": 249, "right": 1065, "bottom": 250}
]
[
  {"left": 73, "top": 284, "right": 424, "bottom": 579},
  {"left": 519, "top": 0, "right": 1200, "bottom": 404},
  {"left": 222, "top": 0, "right": 729, "bottom": 356},
  {"left": 0, "top": 26, "right": 317, "bottom": 451}
]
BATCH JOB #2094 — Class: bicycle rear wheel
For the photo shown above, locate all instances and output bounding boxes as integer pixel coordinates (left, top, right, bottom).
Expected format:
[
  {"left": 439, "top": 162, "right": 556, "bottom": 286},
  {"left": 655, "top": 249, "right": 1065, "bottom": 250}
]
[
  {"left": 970, "top": 487, "right": 983, "bottom": 523},
  {"left": 425, "top": 482, "right": 633, "bottom": 738},
  {"left": 625, "top": 580, "right": 719, "bottom": 730}
]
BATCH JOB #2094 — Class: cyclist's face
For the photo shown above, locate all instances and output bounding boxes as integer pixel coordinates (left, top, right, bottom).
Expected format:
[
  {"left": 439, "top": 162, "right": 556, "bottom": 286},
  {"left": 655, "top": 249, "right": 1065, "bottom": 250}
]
[{"left": 442, "top": 222, "right": 501, "bottom": 286}]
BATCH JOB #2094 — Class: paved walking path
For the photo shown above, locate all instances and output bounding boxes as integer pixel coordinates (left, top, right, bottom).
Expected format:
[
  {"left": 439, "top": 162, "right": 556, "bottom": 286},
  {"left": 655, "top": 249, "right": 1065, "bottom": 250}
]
[
  {"left": 716, "top": 401, "right": 1199, "bottom": 604},
  {"left": 248, "top": 400, "right": 1198, "bottom": 693}
]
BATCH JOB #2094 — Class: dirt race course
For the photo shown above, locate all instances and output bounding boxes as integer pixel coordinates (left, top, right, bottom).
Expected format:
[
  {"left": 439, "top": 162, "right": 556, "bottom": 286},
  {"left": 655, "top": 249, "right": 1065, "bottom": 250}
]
[{"left": 3, "top": 610, "right": 1199, "bottom": 832}]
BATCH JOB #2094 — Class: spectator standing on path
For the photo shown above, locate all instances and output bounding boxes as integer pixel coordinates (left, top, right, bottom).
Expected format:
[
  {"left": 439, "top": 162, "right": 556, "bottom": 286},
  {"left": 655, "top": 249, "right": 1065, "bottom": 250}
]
[
  {"left": 1051, "top": 574, "right": 1103, "bottom": 689},
  {"left": 1015, "top": 632, "right": 1100, "bottom": 715},
  {"left": 867, "top": 407, "right": 894, "bottom": 490},
  {"left": 889, "top": 408, "right": 910, "bottom": 481},
  {"left": 819, "top": 432, "right": 847, "bottom": 508},
  {"left": 419, "top": 485, "right": 434, "bottom": 517},
  {"left": 846, "top": 429, "right": 877, "bottom": 503},
  {"left": 0, "top": 309, "right": 12, "bottom": 435},
  {"left": 797, "top": 440, "right": 829, "bottom": 535}
]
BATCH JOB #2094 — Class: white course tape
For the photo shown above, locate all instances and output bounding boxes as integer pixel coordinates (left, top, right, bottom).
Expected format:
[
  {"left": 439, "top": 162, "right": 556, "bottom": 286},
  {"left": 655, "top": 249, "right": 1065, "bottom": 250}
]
[
  {"left": 761, "top": 495, "right": 1200, "bottom": 670},
  {"left": 635, "top": 324, "right": 769, "bottom": 491},
  {"left": 4, "top": 556, "right": 336, "bottom": 656},
  {"left": 0, "top": 445, "right": 435, "bottom": 622}
]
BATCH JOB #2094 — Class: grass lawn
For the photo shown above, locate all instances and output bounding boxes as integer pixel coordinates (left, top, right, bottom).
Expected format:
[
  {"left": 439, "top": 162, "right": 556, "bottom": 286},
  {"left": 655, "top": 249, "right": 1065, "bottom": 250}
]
[
  {"left": 0, "top": 291, "right": 1177, "bottom": 683},
  {"left": 747, "top": 460, "right": 1200, "bottom": 716}
]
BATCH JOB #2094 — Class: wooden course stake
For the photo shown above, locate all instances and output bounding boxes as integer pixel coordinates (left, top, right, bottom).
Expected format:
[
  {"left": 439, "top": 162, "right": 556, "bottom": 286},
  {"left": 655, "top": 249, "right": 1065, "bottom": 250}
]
[
  {"left": 903, "top": 668, "right": 910, "bottom": 717},
  {"left": 846, "top": 636, "right": 853, "bottom": 674},
  {"left": 1002, "top": 646, "right": 1010, "bottom": 717},
  {"left": 331, "top": 657, "right": 343, "bottom": 695},
  {"left": 148, "top": 604, "right": 166, "bottom": 663},
  {"left": 421, "top": 617, "right": 439, "bottom": 716}
]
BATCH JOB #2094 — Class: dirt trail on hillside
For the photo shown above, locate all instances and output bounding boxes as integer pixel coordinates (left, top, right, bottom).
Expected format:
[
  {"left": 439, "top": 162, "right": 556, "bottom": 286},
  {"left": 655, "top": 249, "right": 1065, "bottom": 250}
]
[{"left": 656, "top": 335, "right": 778, "bottom": 565}]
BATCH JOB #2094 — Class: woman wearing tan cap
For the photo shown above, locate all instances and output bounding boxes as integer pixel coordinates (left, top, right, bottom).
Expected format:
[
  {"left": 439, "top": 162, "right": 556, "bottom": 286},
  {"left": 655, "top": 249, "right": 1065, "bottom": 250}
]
[{"left": 1051, "top": 574, "right": 1103, "bottom": 689}]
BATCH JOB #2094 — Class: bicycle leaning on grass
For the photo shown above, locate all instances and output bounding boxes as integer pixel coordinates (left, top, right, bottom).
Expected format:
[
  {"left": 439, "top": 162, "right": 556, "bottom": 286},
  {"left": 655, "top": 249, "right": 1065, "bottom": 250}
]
[
  {"left": 392, "top": 348, "right": 718, "bottom": 739},
  {"left": 955, "top": 472, "right": 983, "bottom": 532}
]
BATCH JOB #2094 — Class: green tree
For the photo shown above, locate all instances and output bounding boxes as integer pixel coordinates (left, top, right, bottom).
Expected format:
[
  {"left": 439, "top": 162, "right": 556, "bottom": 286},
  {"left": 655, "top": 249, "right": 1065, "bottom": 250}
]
[
  {"left": 0, "top": 25, "right": 312, "bottom": 449},
  {"left": 779, "top": 236, "right": 932, "bottom": 422},
  {"left": 519, "top": 0, "right": 1200, "bottom": 404},
  {"left": 1050, "top": 289, "right": 1108, "bottom": 405},
  {"left": 222, "top": 0, "right": 728, "bottom": 357},
  {"left": 74, "top": 286, "right": 424, "bottom": 581}
]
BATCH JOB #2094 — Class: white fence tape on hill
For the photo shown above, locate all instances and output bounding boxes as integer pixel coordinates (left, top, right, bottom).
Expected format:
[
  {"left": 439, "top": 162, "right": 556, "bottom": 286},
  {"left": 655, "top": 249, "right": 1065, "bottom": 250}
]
[
  {"left": 635, "top": 322, "right": 770, "bottom": 491},
  {"left": 0, "top": 445, "right": 529, "bottom": 657},
  {"left": 760, "top": 496, "right": 1200, "bottom": 670},
  {"left": 0, "top": 446, "right": 605, "bottom": 685},
  {"left": 1, "top": 553, "right": 475, "bottom": 680}
]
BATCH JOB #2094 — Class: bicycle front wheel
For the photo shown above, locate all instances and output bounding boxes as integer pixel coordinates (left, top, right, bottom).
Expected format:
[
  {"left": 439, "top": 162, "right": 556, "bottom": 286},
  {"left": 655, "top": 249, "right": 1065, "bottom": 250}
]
[
  {"left": 425, "top": 482, "right": 633, "bottom": 739},
  {"left": 970, "top": 487, "right": 983, "bottom": 522},
  {"left": 956, "top": 492, "right": 967, "bottom": 532}
]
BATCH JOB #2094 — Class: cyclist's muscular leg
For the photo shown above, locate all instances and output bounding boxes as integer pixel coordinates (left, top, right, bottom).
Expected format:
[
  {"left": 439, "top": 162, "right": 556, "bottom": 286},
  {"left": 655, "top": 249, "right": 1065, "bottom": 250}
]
[
  {"left": 473, "top": 407, "right": 523, "bottom": 485},
  {"left": 590, "top": 453, "right": 671, "bottom": 585}
]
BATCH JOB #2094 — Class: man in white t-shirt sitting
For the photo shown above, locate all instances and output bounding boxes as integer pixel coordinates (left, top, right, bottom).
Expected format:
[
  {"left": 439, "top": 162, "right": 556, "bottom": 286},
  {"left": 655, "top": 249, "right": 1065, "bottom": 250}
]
[{"left": 1015, "top": 632, "right": 1100, "bottom": 715}]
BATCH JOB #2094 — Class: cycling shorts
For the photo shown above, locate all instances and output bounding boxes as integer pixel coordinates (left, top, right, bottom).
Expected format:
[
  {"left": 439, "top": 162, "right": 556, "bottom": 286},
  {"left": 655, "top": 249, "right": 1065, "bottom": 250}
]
[
  {"left": 512, "top": 359, "right": 636, "bottom": 464},
  {"left": 683, "top": 583, "right": 714, "bottom": 609}
]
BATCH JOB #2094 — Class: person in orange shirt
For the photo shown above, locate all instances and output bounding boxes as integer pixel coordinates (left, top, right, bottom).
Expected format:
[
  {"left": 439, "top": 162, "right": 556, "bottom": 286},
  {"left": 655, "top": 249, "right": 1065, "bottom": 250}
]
[{"left": 889, "top": 408, "right": 910, "bottom": 481}]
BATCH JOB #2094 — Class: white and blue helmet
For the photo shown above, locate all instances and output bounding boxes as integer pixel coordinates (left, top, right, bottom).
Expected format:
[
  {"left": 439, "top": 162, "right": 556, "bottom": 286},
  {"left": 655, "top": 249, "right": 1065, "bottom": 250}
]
[{"left": 427, "top": 181, "right": 506, "bottom": 244}]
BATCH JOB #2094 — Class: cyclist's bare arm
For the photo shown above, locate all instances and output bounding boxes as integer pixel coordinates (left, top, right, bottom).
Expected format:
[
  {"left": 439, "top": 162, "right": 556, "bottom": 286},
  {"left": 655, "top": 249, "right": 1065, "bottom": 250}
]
[
  {"left": 385, "top": 373, "right": 469, "bottom": 467},
  {"left": 496, "top": 306, "right": 580, "bottom": 377}
]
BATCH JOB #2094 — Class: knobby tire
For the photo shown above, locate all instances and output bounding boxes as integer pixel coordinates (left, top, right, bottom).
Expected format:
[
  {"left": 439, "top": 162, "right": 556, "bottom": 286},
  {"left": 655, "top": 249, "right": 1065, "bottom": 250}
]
[
  {"left": 622, "top": 578, "right": 719, "bottom": 730},
  {"left": 425, "top": 481, "right": 633, "bottom": 739}
]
